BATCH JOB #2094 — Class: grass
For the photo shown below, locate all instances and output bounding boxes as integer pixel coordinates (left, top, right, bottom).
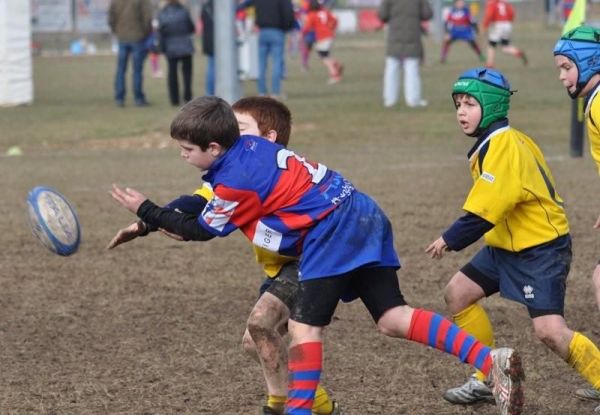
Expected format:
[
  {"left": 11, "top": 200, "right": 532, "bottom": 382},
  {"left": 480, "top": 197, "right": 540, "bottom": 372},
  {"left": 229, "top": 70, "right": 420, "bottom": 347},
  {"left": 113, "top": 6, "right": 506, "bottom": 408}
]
[{"left": 0, "top": 22, "right": 575, "bottom": 159}]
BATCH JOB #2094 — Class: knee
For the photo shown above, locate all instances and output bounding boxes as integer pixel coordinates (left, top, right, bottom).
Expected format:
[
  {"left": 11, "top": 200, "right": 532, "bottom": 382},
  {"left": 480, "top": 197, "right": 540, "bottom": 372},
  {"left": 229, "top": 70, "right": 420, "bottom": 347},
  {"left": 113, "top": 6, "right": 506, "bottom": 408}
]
[
  {"left": 242, "top": 330, "right": 257, "bottom": 357},
  {"left": 376, "top": 305, "right": 412, "bottom": 338},
  {"left": 443, "top": 280, "right": 461, "bottom": 310},
  {"left": 533, "top": 324, "right": 562, "bottom": 353}
]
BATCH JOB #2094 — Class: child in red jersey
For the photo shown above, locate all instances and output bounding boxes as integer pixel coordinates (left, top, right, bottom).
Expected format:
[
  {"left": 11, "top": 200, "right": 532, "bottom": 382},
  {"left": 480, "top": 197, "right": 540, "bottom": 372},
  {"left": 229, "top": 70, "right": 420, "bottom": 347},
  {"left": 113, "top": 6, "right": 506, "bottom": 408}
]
[
  {"left": 302, "top": 0, "right": 343, "bottom": 84},
  {"left": 482, "top": 0, "right": 527, "bottom": 67}
]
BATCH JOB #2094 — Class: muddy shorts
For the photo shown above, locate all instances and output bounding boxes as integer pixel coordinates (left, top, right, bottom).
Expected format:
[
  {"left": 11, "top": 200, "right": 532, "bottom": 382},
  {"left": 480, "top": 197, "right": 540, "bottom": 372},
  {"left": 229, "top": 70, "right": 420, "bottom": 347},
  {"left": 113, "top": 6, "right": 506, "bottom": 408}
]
[{"left": 258, "top": 261, "right": 300, "bottom": 311}]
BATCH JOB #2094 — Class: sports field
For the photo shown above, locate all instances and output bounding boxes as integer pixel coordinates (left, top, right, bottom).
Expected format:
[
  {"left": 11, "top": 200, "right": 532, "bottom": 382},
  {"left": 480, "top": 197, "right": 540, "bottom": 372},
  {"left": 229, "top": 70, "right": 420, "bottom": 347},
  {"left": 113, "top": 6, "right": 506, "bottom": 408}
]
[{"left": 2, "top": 23, "right": 600, "bottom": 414}]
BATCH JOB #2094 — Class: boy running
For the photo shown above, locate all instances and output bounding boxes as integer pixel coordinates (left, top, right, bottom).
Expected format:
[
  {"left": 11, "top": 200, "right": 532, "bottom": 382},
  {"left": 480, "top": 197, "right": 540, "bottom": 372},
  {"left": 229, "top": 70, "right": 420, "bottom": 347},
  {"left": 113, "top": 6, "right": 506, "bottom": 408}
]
[
  {"left": 426, "top": 67, "right": 600, "bottom": 411},
  {"left": 481, "top": 0, "right": 527, "bottom": 68},
  {"left": 110, "top": 95, "right": 525, "bottom": 415},
  {"left": 554, "top": 25, "right": 600, "bottom": 409}
]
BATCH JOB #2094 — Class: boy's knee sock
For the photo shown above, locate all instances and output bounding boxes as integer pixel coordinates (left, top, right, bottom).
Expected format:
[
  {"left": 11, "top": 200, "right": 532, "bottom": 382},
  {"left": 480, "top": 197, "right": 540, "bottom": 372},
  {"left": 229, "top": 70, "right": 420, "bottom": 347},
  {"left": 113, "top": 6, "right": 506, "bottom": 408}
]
[
  {"left": 454, "top": 303, "right": 495, "bottom": 381},
  {"left": 286, "top": 342, "right": 322, "bottom": 415},
  {"left": 266, "top": 395, "right": 286, "bottom": 413},
  {"left": 312, "top": 384, "right": 333, "bottom": 415},
  {"left": 407, "top": 308, "right": 492, "bottom": 377},
  {"left": 568, "top": 332, "right": 600, "bottom": 389}
]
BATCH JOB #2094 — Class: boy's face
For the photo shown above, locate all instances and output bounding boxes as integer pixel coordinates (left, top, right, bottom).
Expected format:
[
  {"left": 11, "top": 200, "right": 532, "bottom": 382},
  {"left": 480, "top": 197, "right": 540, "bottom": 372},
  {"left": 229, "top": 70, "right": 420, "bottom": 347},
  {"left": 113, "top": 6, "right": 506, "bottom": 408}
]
[
  {"left": 177, "top": 139, "right": 221, "bottom": 171},
  {"left": 454, "top": 94, "right": 482, "bottom": 136},
  {"left": 554, "top": 55, "right": 582, "bottom": 97},
  {"left": 235, "top": 111, "right": 277, "bottom": 143},
  {"left": 235, "top": 111, "right": 261, "bottom": 137}
]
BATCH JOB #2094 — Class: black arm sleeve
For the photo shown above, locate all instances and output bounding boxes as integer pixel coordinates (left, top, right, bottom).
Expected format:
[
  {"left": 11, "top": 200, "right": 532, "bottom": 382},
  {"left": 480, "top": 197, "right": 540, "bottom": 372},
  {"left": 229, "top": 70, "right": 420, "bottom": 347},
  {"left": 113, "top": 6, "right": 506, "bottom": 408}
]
[
  {"left": 442, "top": 212, "right": 494, "bottom": 252},
  {"left": 137, "top": 200, "right": 216, "bottom": 242}
]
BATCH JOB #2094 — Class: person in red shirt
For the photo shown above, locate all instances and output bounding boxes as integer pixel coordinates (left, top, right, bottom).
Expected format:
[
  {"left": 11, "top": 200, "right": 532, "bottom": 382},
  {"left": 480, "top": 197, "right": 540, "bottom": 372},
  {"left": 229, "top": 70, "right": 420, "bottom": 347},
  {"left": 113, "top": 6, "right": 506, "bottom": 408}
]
[
  {"left": 302, "top": 0, "right": 343, "bottom": 84},
  {"left": 482, "top": 0, "right": 527, "bottom": 68}
]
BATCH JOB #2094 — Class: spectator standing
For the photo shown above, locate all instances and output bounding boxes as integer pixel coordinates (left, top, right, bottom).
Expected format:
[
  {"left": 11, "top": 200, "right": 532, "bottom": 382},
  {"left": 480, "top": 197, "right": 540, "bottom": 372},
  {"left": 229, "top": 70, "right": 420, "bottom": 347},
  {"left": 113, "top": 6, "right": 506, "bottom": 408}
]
[
  {"left": 158, "top": 0, "right": 196, "bottom": 106},
  {"left": 109, "top": 0, "right": 153, "bottom": 107},
  {"left": 240, "top": 0, "right": 296, "bottom": 99},
  {"left": 201, "top": 0, "right": 215, "bottom": 96},
  {"left": 378, "top": 0, "right": 432, "bottom": 108}
]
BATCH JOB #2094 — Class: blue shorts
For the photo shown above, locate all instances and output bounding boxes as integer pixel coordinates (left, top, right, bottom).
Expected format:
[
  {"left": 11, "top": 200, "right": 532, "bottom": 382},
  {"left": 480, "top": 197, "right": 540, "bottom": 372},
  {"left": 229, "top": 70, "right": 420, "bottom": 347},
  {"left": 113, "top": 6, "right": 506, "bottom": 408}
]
[{"left": 461, "top": 235, "right": 571, "bottom": 317}]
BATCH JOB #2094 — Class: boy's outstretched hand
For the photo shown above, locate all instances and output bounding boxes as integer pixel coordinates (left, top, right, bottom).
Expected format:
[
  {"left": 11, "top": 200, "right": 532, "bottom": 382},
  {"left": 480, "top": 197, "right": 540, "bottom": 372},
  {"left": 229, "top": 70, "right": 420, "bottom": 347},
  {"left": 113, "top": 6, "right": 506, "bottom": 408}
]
[
  {"left": 111, "top": 184, "right": 147, "bottom": 214},
  {"left": 107, "top": 221, "right": 146, "bottom": 250},
  {"left": 426, "top": 236, "right": 448, "bottom": 259}
]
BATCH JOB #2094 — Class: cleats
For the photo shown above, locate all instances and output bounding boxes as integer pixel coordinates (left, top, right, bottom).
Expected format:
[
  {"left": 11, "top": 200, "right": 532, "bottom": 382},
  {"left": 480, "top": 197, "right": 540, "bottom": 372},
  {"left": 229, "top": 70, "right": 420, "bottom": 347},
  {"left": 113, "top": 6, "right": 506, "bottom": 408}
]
[
  {"left": 261, "top": 406, "right": 283, "bottom": 415},
  {"left": 443, "top": 375, "right": 495, "bottom": 404},
  {"left": 575, "top": 388, "right": 600, "bottom": 401},
  {"left": 327, "top": 400, "right": 342, "bottom": 415},
  {"left": 488, "top": 348, "right": 525, "bottom": 415}
]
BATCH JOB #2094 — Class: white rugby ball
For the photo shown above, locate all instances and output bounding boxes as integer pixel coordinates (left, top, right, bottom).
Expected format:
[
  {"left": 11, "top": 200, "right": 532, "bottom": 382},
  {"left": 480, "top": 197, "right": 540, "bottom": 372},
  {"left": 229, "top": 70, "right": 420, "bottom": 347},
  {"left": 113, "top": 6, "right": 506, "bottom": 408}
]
[{"left": 27, "top": 186, "right": 81, "bottom": 256}]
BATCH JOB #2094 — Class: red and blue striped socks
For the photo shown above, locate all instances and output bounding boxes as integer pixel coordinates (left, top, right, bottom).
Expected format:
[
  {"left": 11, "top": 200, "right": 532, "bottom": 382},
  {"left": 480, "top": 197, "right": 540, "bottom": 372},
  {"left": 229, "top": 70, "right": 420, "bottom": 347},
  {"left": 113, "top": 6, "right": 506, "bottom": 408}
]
[
  {"left": 408, "top": 308, "right": 492, "bottom": 376},
  {"left": 286, "top": 342, "right": 322, "bottom": 415}
]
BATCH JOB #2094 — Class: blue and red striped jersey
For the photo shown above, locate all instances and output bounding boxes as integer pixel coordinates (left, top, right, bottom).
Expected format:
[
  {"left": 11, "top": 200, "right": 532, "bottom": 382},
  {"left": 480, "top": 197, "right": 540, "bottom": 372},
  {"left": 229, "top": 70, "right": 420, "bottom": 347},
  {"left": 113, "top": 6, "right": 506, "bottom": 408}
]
[{"left": 199, "top": 135, "right": 355, "bottom": 259}]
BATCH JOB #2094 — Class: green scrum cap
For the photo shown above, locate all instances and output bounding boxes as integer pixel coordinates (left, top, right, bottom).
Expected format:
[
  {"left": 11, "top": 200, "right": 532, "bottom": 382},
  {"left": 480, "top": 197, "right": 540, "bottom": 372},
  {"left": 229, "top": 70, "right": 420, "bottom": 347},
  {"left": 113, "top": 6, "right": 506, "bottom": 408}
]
[{"left": 452, "top": 67, "right": 513, "bottom": 131}]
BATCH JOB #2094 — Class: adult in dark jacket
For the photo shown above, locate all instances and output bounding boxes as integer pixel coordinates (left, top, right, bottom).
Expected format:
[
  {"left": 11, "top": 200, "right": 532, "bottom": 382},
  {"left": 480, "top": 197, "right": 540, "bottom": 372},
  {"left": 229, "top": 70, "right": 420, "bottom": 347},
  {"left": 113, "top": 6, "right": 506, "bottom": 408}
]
[
  {"left": 158, "top": 0, "right": 196, "bottom": 106},
  {"left": 239, "top": 0, "right": 295, "bottom": 98},
  {"left": 378, "top": 0, "right": 432, "bottom": 108},
  {"left": 109, "top": 0, "right": 153, "bottom": 107},
  {"left": 200, "top": 0, "right": 215, "bottom": 96}
]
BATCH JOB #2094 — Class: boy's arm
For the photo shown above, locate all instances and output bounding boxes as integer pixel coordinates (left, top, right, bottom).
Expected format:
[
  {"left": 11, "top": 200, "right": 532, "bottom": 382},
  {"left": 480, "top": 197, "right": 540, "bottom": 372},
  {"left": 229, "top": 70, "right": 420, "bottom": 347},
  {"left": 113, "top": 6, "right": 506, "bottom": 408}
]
[
  {"left": 426, "top": 213, "right": 493, "bottom": 259},
  {"left": 137, "top": 200, "right": 216, "bottom": 241},
  {"left": 442, "top": 212, "right": 494, "bottom": 251}
]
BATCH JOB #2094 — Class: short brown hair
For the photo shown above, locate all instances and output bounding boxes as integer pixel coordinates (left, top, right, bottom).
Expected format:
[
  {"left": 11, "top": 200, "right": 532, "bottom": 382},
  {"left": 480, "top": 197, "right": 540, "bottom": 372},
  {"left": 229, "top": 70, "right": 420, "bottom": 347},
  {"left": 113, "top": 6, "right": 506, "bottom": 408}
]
[
  {"left": 231, "top": 96, "right": 292, "bottom": 147},
  {"left": 170, "top": 96, "right": 240, "bottom": 150}
]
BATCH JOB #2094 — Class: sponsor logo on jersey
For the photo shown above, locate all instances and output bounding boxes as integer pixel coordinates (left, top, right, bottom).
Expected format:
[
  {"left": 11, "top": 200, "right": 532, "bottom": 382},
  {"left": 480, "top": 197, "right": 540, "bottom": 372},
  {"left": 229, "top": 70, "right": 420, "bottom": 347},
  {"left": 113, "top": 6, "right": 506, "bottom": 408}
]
[
  {"left": 253, "top": 221, "right": 283, "bottom": 252},
  {"left": 481, "top": 171, "right": 496, "bottom": 183},
  {"left": 523, "top": 285, "right": 534, "bottom": 299}
]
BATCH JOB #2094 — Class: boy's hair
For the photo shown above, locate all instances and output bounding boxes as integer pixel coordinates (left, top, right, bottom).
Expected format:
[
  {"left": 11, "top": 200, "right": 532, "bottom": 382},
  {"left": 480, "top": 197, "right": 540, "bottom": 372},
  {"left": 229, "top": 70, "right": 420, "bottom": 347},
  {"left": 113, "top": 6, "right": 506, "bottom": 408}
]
[
  {"left": 232, "top": 96, "right": 292, "bottom": 147},
  {"left": 452, "top": 67, "right": 512, "bottom": 134},
  {"left": 554, "top": 25, "right": 600, "bottom": 98},
  {"left": 170, "top": 96, "right": 240, "bottom": 150}
]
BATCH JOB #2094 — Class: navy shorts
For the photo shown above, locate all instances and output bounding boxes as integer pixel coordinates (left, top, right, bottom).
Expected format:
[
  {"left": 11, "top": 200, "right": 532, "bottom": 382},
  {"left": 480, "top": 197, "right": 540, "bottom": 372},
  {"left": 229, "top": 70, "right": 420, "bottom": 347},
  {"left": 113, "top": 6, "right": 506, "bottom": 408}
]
[
  {"left": 258, "top": 261, "right": 299, "bottom": 311},
  {"left": 290, "top": 266, "right": 407, "bottom": 327},
  {"left": 461, "top": 235, "right": 571, "bottom": 318}
]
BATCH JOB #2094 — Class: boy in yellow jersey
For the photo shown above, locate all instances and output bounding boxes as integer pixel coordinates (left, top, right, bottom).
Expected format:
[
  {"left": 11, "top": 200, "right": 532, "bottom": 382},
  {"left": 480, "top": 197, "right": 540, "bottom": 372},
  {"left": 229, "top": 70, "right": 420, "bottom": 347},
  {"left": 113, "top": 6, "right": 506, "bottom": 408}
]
[
  {"left": 426, "top": 67, "right": 600, "bottom": 408},
  {"left": 107, "top": 96, "right": 340, "bottom": 415},
  {"left": 554, "top": 26, "right": 600, "bottom": 407}
]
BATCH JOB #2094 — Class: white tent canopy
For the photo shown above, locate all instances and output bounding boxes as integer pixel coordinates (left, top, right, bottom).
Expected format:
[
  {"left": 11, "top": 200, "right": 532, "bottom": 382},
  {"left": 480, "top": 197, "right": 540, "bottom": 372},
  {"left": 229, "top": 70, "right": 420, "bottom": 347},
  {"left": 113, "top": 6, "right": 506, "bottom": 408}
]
[{"left": 0, "top": 0, "right": 33, "bottom": 106}]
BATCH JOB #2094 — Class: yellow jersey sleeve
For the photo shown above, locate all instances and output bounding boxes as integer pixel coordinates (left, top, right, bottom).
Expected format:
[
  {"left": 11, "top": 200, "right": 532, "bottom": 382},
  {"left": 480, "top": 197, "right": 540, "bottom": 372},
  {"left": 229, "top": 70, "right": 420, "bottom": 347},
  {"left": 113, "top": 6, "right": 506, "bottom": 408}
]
[
  {"left": 587, "top": 92, "right": 600, "bottom": 174},
  {"left": 463, "top": 128, "right": 569, "bottom": 251}
]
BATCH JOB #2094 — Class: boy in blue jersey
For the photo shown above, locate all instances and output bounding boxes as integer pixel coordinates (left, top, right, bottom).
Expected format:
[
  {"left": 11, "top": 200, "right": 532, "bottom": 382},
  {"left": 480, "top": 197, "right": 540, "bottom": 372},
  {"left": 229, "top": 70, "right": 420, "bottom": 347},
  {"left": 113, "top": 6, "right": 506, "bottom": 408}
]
[
  {"left": 554, "top": 26, "right": 600, "bottom": 407},
  {"left": 426, "top": 67, "right": 600, "bottom": 409},
  {"left": 110, "top": 95, "right": 525, "bottom": 415},
  {"left": 108, "top": 97, "right": 340, "bottom": 415}
]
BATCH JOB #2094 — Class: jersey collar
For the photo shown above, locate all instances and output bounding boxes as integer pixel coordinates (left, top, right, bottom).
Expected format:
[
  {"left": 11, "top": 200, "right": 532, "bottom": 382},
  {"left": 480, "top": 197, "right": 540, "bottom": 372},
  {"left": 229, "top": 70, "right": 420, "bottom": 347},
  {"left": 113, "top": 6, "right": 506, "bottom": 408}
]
[{"left": 467, "top": 118, "right": 509, "bottom": 161}]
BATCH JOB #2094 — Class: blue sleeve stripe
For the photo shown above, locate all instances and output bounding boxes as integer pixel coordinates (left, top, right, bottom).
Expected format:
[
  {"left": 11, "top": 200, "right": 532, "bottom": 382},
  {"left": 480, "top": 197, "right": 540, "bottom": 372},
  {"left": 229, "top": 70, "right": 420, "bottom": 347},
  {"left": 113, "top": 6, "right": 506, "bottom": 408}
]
[
  {"left": 444, "top": 324, "right": 460, "bottom": 355},
  {"left": 474, "top": 346, "right": 492, "bottom": 369},
  {"left": 427, "top": 313, "right": 444, "bottom": 348},
  {"left": 290, "top": 370, "right": 321, "bottom": 381},
  {"left": 285, "top": 408, "right": 312, "bottom": 415},
  {"left": 289, "top": 389, "right": 317, "bottom": 400},
  {"left": 458, "top": 335, "right": 476, "bottom": 362}
]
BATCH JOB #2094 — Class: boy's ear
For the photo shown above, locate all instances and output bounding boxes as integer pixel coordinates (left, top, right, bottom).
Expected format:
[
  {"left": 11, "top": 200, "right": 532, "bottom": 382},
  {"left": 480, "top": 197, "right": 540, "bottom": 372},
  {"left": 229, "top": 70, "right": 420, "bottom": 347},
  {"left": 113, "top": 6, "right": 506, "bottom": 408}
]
[
  {"left": 264, "top": 130, "right": 278, "bottom": 143},
  {"left": 208, "top": 142, "right": 224, "bottom": 157}
]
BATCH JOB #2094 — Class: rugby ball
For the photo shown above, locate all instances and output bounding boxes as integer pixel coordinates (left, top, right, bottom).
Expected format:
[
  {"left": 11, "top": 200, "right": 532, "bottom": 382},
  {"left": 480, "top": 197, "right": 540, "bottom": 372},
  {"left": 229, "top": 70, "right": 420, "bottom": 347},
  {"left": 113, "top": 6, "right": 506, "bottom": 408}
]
[{"left": 27, "top": 186, "right": 81, "bottom": 256}]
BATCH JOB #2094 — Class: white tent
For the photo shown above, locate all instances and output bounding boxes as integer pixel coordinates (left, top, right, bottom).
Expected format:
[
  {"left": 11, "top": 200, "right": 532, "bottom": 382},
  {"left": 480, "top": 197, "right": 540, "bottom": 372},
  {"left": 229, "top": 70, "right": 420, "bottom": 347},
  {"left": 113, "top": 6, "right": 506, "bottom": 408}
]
[{"left": 0, "top": 0, "right": 33, "bottom": 106}]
